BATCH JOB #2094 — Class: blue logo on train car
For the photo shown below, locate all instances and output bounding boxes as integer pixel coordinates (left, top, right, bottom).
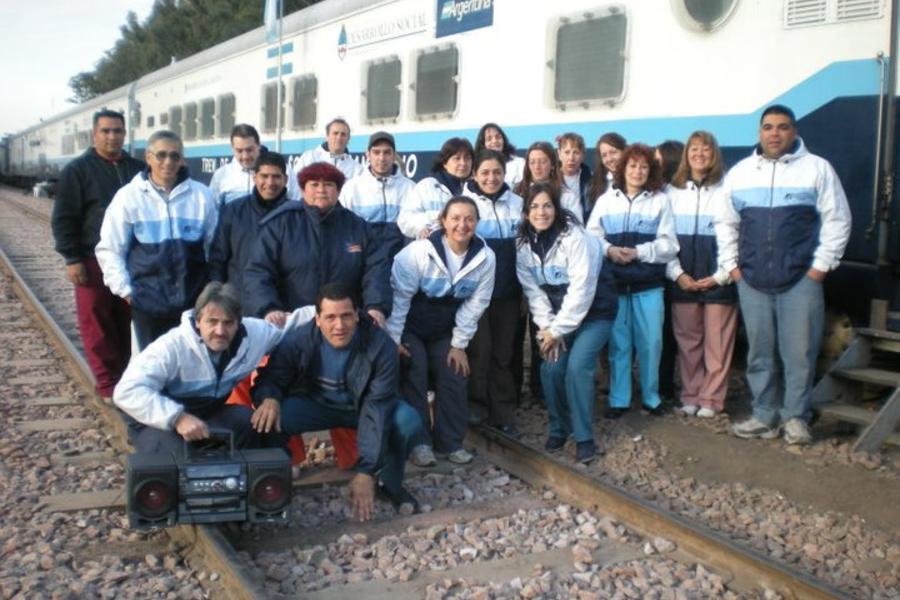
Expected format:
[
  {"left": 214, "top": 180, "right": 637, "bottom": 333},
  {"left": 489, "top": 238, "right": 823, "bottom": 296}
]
[
  {"left": 338, "top": 25, "right": 348, "bottom": 60},
  {"left": 435, "top": 0, "right": 493, "bottom": 38}
]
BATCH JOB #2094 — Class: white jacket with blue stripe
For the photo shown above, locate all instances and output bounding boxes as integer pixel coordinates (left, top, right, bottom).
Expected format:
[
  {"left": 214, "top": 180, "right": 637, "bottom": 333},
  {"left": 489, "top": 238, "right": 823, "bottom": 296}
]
[
  {"left": 96, "top": 171, "right": 218, "bottom": 315},
  {"left": 287, "top": 143, "right": 364, "bottom": 199},
  {"left": 397, "top": 176, "right": 453, "bottom": 239},
  {"left": 114, "top": 306, "right": 315, "bottom": 431},
  {"left": 386, "top": 232, "right": 496, "bottom": 350},
  {"left": 338, "top": 166, "right": 415, "bottom": 224},
  {"left": 208, "top": 159, "right": 254, "bottom": 208}
]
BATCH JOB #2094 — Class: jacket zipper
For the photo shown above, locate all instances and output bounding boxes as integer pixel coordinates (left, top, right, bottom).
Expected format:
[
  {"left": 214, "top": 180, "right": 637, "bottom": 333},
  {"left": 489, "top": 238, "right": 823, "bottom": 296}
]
[{"left": 767, "top": 161, "right": 777, "bottom": 285}]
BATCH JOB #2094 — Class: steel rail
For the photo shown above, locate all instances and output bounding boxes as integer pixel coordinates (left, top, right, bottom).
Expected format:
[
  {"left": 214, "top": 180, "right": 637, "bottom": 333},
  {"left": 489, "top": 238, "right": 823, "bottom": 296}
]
[
  {"left": 469, "top": 425, "right": 850, "bottom": 600},
  {"left": 0, "top": 239, "right": 266, "bottom": 600}
]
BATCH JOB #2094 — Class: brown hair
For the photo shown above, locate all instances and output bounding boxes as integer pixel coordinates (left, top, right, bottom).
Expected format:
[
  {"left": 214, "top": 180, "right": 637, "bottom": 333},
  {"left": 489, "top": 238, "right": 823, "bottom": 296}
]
[
  {"left": 613, "top": 144, "right": 664, "bottom": 194},
  {"left": 514, "top": 141, "right": 562, "bottom": 198},
  {"left": 588, "top": 132, "right": 627, "bottom": 201},
  {"left": 438, "top": 195, "right": 480, "bottom": 225},
  {"left": 670, "top": 131, "right": 725, "bottom": 189}
]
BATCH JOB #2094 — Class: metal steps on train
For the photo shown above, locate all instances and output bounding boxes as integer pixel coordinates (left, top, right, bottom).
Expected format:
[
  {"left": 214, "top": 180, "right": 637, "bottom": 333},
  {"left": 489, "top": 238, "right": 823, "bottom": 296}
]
[{"left": 812, "top": 327, "right": 900, "bottom": 453}]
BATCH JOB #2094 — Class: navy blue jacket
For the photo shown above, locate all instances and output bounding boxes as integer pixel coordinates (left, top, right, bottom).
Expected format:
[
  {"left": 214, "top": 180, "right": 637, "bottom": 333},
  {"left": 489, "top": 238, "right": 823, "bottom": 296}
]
[
  {"left": 243, "top": 201, "right": 392, "bottom": 318},
  {"left": 208, "top": 189, "right": 289, "bottom": 314},
  {"left": 463, "top": 181, "right": 523, "bottom": 300},
  {"left": 252, "top": 315, "right": 401, "bottom": 474}
]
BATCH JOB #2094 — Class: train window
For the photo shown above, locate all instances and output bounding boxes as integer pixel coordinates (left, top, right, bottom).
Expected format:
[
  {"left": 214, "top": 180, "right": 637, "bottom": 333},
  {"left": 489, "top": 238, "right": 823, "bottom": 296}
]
[
  {"left": 671, "top": 0, "right": 737, "bottom": 31},
  {"left": 168, "top": 106, "right": 182, "bottom": 137},
  {"left": 76, "top": 130, "right": 91, "bottom": 150},
  {"left": 62, "top": 135, "right": 75, "bottom": 155},
  {"left": 412, "top": 45, "right": 458, "bottom": 119},
  {"left": 160, "top": 112, "right": 169, "bottom": 126},
  {"left": 261, "top": 82, "right": 285, "bottom": 133},
  {"left": 147, "top": 115, "right": 155, "bottom": 128},
  {"left": 550, "top": 8, "right": 627, "bottom": 109},
  {"left": 199, "top": 98, "right": 215, "bottom": 139},
  {"left": 218, "top": 94, "right": 236, "bottom": 136},
  {"left": 364, "top": 57, "right": 401, "bottom": 123},
  {"left": 183, "top": 102, "right": 198, "bottom": 141},
  {"left": 290, "top": 75, "right": 317, "bottom": 130}
]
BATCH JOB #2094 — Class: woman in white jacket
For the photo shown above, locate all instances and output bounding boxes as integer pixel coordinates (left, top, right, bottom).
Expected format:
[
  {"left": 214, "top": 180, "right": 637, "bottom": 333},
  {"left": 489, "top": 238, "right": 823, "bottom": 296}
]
[
  {"left": 517, "top": 183, "right": 618, "bottom": 463},
  {"left": 398, "top": 137, "right": 474, "bottom": 240},
  {"left": 387, "top": 196, "right": 496, "bottom": 466}
]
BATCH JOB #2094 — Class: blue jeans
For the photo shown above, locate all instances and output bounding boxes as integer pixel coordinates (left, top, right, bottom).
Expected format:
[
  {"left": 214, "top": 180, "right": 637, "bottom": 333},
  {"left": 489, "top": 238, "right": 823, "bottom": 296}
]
[
  {"left": 737, "top": 276, "right": 824, "bottom": 425},
  {"left": 280, "top": 397, "right": 422, "bottom": 494},
  {"left": 541, "top": 319, "right": 613, "bottom": 442},
  {"left": 609, "top": 288, "right": 664, "bottom": 409}
]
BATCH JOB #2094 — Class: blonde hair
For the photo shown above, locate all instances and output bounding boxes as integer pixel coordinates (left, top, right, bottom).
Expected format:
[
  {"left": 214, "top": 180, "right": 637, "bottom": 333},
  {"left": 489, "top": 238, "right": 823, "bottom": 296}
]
[{"left": 671, "top": 130, "right": 724, "bottom": 189}]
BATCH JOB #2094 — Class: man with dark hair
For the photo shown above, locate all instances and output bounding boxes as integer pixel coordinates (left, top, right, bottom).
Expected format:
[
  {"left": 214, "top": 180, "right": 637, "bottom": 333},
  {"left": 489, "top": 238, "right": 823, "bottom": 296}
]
[
  {"left": 251, "top": 283, "right": 424, "bottom": 520},
  {"left": 338, "top": 131, "right": 415, "bottom": 260},
  {"left": 717, "top": 104, "right": 852, "bottom": 445},
  {"left": 51, "top": 109, "right": 145, "bottom": 403},
  {"left": 209, "top": 123, "right": 263, "bottom": 207},
  {"left": 244, "top": 161, "right": 391, "bottom": 328},
  {"left": 287, "top": 117, "right": 363, "bottom": 199},
  {"left": 96, "top": 130, "right": 219, "bottom": 349},
  {"left": 114, "top": 281, "right": 314, "bottom": 454},
  {"left": 209, "top": 152, "right": 291, "bottom": 311}
]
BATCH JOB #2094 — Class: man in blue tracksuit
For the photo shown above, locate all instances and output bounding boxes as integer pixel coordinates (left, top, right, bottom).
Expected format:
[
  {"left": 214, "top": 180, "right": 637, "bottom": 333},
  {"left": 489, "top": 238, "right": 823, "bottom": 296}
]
[
  {"left": 251, "top": 283, "right": 424, "bottom": 521},
  {"left": 717, "top": 105, "right": 852, "bottom": 445},
  {"left": 208, "top": 152, "right": 291, "bottom": 313}
]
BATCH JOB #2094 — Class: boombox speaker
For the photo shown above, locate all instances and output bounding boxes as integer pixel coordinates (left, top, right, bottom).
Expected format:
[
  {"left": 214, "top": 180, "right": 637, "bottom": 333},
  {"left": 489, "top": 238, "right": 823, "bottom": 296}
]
[
  {"left": 243, "top": 448, "right": 292, "bottom": 523},
  {"left": 127, "top": 452, "right": 178, "bottom": 528}
]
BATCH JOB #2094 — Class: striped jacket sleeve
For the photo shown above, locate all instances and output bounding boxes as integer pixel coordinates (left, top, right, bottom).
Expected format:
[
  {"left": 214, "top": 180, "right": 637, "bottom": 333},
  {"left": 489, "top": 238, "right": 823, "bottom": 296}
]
[
  {"left": 95, "top": 189, "right": 134, "bottom": 299},
  {"left": 451, "top": 248, "right": 496, "bottom": 350}
]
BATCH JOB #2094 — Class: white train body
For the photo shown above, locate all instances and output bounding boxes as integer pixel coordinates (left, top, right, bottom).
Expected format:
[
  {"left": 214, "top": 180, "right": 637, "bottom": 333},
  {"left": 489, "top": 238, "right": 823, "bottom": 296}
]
[{"left": 6, "top": 0, "right": 900, "bottom": 314}]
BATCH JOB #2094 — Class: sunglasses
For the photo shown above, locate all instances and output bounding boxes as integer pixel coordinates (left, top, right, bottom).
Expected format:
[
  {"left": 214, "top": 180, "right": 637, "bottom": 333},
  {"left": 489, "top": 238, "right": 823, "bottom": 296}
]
[{"left": 151, "top": 150, "right": 182, "bottom": 162}]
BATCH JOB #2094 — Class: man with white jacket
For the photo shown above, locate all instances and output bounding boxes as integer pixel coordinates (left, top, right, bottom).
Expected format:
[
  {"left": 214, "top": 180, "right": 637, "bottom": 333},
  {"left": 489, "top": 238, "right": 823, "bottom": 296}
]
[
  {"left": 717, "top": 105, "right": 851, "bottom": 445},
  {"left": 287, "top": 117, "right": 363, "bottom": 199},
  {"left": 114, "top": 282, "right": 313, "bottom": 454},
  {"left": 96, "top": 130, "right": 218, "bottom": 349},
  {"left": 208, "top": 124, "right": 263, "bottom": 207}
]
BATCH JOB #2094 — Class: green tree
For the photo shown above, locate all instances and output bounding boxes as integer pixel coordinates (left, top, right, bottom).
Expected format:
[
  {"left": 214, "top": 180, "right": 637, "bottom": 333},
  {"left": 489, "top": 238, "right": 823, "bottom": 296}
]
[{"left": 69, "top": 0, "right": 317, "bottom": 102}]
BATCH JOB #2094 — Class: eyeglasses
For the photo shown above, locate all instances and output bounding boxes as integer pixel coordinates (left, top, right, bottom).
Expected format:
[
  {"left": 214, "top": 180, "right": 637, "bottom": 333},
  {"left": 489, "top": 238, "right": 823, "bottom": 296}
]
[{"left": 151, "top": 150, "right": 182, "bottom": 162}]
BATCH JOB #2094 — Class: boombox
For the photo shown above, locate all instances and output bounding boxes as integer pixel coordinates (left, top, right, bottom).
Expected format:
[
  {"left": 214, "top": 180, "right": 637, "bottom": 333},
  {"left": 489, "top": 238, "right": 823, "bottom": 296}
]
[{"left": 126, "top": 430, "right": 292, "bottom": 529}]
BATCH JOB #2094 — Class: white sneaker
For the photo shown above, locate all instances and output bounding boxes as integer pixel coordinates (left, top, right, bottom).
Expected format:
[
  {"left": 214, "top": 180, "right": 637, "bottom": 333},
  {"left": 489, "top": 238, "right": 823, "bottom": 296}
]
[
  {"left": 783, "top": 418, "right": 812, "bottom": 445},
  {"left": 696, "top": 407, "right": 716, "bottom": 418},
  {"left": 410, "top": 444, "right": 437, "bottom": 467},
  {"left": 678, "top": 405, "right": 699, "bottom": 416},
  {"left": 732, "top": 417, "right": 781, "bottom": 439},
  {"left": 446, "top": 448, "right": 474, "bottom": 464}
]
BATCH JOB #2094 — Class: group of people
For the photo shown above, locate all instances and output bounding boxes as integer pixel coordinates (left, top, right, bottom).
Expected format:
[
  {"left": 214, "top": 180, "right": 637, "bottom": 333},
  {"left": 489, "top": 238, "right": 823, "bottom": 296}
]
[{"left": 50, "top": 103, "right": 851, "bottom": 519}]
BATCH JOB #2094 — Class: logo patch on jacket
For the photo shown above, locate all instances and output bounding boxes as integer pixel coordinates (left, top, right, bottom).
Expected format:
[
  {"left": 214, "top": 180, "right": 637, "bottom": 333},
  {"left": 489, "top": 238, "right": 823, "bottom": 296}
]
[{"left": 346, "top": 242, "right": 362, "bottom": 253}]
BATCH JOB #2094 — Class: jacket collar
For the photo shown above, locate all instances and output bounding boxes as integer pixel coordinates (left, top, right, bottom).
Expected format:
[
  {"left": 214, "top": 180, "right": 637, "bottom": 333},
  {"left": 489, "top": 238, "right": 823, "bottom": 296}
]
[
  {"left": 427, "top": 228, "right": 486, "bottom": 271},
  {"left": 465, "top": 179, "right": 510, "bottom": 202},
  {"left": 753, "top": 137, "right": 807, "bottom": 164}
]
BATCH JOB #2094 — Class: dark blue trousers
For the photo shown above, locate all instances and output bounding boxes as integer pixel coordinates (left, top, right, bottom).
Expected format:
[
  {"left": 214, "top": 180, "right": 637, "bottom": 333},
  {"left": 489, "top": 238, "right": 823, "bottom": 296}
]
[
  {"left": 280, "top": 397, "right": 422, "bottom": 494},
  {"left": 130, "top": 404, "right": 263, "bottom": 455}
]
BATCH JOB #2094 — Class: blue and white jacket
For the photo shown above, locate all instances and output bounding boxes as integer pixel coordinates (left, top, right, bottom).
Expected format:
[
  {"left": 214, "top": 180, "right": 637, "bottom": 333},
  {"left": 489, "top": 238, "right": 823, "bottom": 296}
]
[
  {"left": 339, "top": 165, "right": 416, "bottom": 259},
  {"left": 517, "top": 223, "right": 617, "bottom": 339},
  {"left": 96, "top": 169, "right": 218, "bottom": 316},
  {"left": 287, "top": 143, "right": 364, "bottom": 199},
  {"left": 586, "top": 187, "right": 678, "bottom": 293},
  {"left": 665, "top": 181, "right": 736, "bottom": 304},
  {"left": 398, "top": 176, "right": 456, "bottom": 239},
  {"left": 208, "top": 159, "right": 254, "bottom": 208},
  {"left": 462, "top": 181, "right": 523, "bottom": 299},
  {"left": 716, "top": 138, "right": 851, "bottom": 293},
  {"left": 114, "top": 306, "right": 315, "bottom": 431},
  {"left": 386, "top": 231, "right": 496, "bottom": 349}
]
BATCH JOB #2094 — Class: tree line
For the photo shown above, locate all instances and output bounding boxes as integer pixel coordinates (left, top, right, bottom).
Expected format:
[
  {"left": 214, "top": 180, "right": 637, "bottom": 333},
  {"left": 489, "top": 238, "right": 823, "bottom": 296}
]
[{"left": 69, "top": 0, "right": 318, "bottom": 103}]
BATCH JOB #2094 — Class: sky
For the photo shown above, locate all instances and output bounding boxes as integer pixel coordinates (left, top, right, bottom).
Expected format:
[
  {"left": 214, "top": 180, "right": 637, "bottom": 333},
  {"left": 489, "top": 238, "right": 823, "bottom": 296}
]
[{"left": 0, "top": 0, "right": 157, "bottom": 135}]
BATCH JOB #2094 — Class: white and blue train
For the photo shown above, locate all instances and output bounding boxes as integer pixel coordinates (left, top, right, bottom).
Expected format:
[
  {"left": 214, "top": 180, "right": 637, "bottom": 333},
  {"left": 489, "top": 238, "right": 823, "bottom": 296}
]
[{"left": 2, "top": 0, "right": 898, "bottom": 321}]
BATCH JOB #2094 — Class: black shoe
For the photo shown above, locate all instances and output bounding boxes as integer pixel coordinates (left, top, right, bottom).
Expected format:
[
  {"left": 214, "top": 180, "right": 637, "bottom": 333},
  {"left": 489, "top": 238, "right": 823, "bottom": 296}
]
[
  {"left": 644, "top": 404, "right": 668, "bottom": 417},
  {"left": 376, "top": 483, "right": 420, "bottom": 513},
  {"left": 575, "top": 441, "right": 597, "bottom": 463},
  {"left": 604, "top": 407, "right": 628, "bottom": 419},
  {"left": 544, "top": 436, "right": 566, "bottom": 452}
]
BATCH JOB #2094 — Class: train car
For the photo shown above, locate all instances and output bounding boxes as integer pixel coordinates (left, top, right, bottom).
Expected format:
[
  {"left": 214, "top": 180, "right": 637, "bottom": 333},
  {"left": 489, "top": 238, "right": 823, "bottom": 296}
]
[{"left": 6, "top": 0, "right": 899, "bottom": 323}]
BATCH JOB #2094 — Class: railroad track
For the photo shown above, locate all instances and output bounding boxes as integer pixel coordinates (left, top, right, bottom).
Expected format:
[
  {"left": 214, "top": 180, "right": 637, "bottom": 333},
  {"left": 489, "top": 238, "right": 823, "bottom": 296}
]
[{"left": 0, "top": 188, "right": 866, "bottom": 598}]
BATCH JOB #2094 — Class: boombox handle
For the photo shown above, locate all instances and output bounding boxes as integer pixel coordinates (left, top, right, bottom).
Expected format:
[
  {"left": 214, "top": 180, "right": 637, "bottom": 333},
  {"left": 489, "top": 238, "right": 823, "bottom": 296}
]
[{"left": 183, "top": 427, "right": 235, "bottom": 459}]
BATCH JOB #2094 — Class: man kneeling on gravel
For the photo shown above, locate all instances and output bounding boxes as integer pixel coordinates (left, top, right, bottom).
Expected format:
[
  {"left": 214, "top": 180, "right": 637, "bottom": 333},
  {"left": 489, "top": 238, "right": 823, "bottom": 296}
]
[
  {"left": 114, "top": 281, "right": 312, "bottom": 454},
  {"left": 250, "top": 283, "right": 425, "bottom": 522}
]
